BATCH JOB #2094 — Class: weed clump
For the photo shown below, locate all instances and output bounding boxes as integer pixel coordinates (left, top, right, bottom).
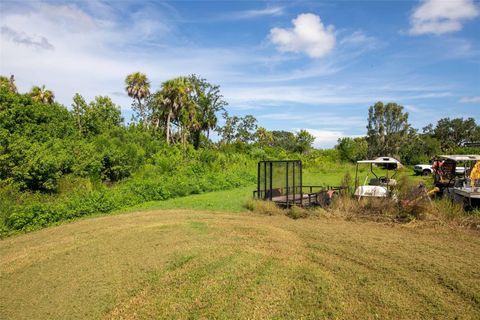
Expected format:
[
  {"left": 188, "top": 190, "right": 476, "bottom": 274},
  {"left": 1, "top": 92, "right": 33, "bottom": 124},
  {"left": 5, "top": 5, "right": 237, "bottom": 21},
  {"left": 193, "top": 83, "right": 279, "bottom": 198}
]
[
  {"left": 330, "top": 176, "right": 431, "bottom": 223},
  {"left": 246, "top": 199, "right": 315, "bottom": 219},
  {"left": 245, "top": 199, "right": 284, "bottom": 216},
  {"left": 286, "top": 206, "right": 309, "bottom": 219},
  {"left": 396, "top": 176, "right": 430, "bottom": 222}
]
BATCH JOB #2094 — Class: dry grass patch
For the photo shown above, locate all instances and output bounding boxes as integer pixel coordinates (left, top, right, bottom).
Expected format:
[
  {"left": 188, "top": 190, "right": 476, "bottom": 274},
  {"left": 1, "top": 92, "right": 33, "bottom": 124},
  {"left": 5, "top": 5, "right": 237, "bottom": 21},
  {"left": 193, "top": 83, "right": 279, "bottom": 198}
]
[
  {"left": 246, "top": 199, "right": 315, "bottom": 220},
  {"left": 245, "top": 198, "right": 284, "bottom": 216}
]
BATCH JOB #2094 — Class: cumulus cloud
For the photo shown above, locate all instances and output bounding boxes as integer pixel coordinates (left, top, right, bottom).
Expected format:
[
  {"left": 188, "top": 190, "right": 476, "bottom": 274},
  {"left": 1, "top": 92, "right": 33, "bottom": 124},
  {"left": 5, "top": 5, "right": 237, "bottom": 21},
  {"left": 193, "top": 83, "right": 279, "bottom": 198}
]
[
  {"left": 460, "top": 96, "right": 480, "bottom": 103},
  {"left": 299, "top": 128, "right": 345, "bottom": 148},
  {"left": 409, "top": 0, "right": 479, "bottom": 35},
  {"left": 1, "top": 25, "right": 54, "bottom": 50},
  {"left": 270, "top": 13, "right": 335, "bottom": 58}
]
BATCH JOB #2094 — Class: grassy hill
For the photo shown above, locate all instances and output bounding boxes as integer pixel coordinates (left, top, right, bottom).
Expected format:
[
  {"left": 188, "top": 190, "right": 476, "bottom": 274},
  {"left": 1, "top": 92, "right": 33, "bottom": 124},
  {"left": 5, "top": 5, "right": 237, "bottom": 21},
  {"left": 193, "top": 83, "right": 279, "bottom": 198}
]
[{"left": 1, "top": 199, "right": 479, "bottom": 319}]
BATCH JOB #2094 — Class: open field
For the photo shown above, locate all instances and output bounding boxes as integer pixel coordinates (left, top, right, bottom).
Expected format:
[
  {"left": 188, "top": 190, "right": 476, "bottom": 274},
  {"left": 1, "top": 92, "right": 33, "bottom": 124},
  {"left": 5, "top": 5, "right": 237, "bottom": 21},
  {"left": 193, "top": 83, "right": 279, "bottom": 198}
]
[{"left": 1, "top": 208, "right": 479, "bottom": 319}]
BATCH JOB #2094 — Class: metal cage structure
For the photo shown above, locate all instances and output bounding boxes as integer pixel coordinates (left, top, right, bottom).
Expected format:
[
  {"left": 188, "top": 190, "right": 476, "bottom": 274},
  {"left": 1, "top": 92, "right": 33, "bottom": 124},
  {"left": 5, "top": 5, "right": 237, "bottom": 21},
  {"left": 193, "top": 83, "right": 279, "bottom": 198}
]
[{"left": 253, "top": 160, "right": 344, "bottom": 207}]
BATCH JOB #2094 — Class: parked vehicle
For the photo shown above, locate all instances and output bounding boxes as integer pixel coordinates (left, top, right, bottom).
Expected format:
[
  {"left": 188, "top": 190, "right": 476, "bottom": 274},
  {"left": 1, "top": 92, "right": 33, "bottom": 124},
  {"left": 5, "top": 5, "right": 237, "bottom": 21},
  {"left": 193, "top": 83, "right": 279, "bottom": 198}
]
[
  {"left": 414, "top": 163, "right": 465, "bottom": 176},
  {"left": 432, "top": 155, "right": 480, "bottom": 209},
  {"left": 414, "top": 164, "right": 433, "bottom": 176}
]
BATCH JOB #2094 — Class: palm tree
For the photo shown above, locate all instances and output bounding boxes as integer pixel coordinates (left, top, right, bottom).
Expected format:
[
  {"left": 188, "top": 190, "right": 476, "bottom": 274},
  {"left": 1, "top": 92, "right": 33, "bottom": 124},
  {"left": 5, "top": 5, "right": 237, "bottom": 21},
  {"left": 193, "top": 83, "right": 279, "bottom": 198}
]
[
  {"left": 188, "top": 75, "right": 227, "bottom": 148},
  {"left": 8, "top": 75, "right": 17, "bottom": 93},
  {"left": 0, "top": 75, "right": 18, "bottom": 93},
  {"left": 30, "top": 85, "right": 55, "bottom": 104},
  {"left": 125, "top": 72, "right": 151, "bottom": 124},
  {"left": 255, "top": 127, "right": 273, "bottom": 146},
  {"left": 158, "top": 77, "right": 192, "bottom": 145}
]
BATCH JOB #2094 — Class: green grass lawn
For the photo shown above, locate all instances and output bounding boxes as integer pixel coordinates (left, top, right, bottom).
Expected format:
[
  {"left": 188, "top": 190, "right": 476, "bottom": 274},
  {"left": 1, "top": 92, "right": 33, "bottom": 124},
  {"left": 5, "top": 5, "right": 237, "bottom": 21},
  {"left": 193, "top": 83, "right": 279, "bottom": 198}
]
[
  {"left": 124, "top": 185, "right": 255, "bottom": 213},
  {"left": 1, "top": 209, "right": 479, "bottom": 319},
  {"left": 2, "top": 166, "right": 457, "bottom": 320},
  {"left": 122, "top": 165, "right": 359, "bottom": 213}
]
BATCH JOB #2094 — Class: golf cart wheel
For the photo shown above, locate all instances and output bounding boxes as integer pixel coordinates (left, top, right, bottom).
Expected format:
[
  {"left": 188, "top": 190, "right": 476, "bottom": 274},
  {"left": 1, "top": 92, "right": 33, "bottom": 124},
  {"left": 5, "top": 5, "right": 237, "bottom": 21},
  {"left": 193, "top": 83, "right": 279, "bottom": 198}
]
[
  {"left": 463, "top": 197, "right": 473, "bottom": 211},
  {"left": 422, "top": 170, "right": 431, "bottom": 176}
]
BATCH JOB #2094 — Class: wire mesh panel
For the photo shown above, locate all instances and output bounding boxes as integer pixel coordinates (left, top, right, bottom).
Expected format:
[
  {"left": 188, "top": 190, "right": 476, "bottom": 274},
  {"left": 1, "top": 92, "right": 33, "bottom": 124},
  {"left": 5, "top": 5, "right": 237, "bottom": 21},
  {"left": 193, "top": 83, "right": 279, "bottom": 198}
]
[{"left": 257, "top": 160, "right": 302, "bottom": 203}]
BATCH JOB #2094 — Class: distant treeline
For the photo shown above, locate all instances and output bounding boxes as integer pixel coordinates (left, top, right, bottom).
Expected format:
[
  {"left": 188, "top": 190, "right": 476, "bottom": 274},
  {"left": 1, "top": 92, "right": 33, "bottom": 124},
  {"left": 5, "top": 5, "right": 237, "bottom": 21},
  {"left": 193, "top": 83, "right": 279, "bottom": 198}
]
[{"left": 336, "top": 102, "right": 480, "bottom": 164}]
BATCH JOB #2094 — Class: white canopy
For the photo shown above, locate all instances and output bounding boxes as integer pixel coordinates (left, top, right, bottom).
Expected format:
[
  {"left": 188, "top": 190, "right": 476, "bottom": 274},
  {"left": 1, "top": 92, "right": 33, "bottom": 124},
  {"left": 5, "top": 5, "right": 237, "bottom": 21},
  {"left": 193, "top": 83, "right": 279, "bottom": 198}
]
[
  {"left": 437, "top": 155, "right": 480, "bottom": 161},
  {"left": 357, "top": 157, "right": 403, "bottom": 167}
]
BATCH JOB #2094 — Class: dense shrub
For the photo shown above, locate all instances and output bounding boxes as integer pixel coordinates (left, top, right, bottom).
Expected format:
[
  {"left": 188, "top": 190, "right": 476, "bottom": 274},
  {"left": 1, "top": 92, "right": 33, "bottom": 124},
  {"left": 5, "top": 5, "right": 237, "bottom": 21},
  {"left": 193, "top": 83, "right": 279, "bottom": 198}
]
[{"left": 2, "top": 148, "right": 256, "bottom": 236}]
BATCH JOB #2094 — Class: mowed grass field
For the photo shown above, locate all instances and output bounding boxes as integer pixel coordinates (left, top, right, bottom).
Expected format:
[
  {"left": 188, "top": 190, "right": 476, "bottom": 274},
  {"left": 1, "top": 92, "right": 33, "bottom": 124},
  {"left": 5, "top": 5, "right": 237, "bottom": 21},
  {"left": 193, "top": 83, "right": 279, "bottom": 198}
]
[
  {"left": 1, "top": 205, "right": 479, "bottom": 319},
  {"left": 1, "top": 167, "right": 466, "bottom": 319}
]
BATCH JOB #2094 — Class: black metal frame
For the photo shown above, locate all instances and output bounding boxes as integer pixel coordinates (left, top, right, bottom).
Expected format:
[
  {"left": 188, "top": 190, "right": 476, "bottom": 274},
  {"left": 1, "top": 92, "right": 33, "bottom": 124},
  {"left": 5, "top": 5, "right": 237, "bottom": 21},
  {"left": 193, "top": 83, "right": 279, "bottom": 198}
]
[
  {"left": 253, "top": 160, "right": 345, "bottom": 207},
  {"left": 254, "top": 160, "right": 302, "bottom": 204}
]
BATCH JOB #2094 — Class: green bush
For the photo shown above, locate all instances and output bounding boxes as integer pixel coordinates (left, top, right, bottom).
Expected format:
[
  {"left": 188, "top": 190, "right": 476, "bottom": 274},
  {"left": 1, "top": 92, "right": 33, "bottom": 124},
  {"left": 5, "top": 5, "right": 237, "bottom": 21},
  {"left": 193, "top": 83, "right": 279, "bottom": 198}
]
[{"left": 2, "top": 147, "right": 256, "bottom": 234}]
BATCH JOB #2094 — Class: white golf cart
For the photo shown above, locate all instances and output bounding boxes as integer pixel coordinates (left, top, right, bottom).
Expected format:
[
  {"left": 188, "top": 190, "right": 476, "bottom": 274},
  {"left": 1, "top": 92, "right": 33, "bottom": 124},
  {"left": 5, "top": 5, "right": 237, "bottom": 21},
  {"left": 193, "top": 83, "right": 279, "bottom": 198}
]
[{"left": 354, "top": 157, "right": 402, "bottom": 198}]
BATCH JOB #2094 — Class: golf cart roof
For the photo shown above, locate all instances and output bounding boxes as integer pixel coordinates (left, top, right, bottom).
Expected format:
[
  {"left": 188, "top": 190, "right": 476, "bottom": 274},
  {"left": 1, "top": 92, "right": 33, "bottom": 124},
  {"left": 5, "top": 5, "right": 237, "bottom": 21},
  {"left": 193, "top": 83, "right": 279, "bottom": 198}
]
[
  {"left": 357, "top": 157, "right": 402, "bottom": 166},
  {"left": 436, "top": 155, "right": 480, "bottom": 161}
]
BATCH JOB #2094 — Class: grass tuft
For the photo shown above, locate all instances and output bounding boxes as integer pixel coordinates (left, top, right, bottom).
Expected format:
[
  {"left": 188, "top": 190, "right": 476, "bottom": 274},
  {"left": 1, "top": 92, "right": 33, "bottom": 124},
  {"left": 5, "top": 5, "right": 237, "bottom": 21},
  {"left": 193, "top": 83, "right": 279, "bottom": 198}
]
[
  {"left": 286, "top": 205, "right": 309, "bottom": 220},
  {"left": 245, "top": 199, "right": 284, "bottom": 216}
]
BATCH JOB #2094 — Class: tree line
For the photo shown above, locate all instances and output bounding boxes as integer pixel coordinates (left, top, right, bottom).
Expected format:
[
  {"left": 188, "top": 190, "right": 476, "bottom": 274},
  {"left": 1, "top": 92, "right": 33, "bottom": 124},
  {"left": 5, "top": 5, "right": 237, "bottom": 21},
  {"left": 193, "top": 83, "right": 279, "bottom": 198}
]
[
  {"left": 2, "top": 73, "right": 477, "bottom": 194},
  {"left": 336, "top": 101, "right": 480, "bottom": 163},
  {"left": 0, "top": 73, "right": 316, "bottom": 193}
]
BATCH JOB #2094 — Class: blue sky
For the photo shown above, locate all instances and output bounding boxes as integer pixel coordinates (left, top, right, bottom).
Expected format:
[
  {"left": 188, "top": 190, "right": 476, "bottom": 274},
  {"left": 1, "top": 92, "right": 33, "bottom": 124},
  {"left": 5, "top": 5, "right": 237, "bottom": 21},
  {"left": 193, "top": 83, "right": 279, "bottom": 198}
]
[{"left": 1, "top": 0, "right": 479, "bottom": 147}]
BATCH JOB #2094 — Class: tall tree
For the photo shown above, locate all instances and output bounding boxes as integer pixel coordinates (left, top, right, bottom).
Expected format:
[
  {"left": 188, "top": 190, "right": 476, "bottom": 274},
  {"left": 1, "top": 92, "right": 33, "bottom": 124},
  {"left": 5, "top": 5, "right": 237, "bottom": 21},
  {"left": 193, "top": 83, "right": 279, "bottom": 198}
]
[
  {"left": 218, "top": 111, "right": 239, "bottom": 144},
  {"left": 430, "top": 117, "right": 480, "bottom": 151},
  {"left": 255, "top": 127, "right": 273, "bottom": 146},
  {"left": 9, "top": 75, "right": 17, "bottom": 93},
  {"left": 29, "top": 85, "right": 55, "bottom": 104},
  {"left": 366, "top": 101, "right": 410, "bottom": 157},
  {"left": 188, "top": 75, "right": 227, "bottom": 148},
  {"left": 295, "top": 129, "right": 315, "bottom": 154},
  {"left": 217, "top": 112, "right": 258, "bottom": 144},
  {"left": 236, "top": 115, "right": 258, "bottom": 143},
  {"left": 335, "top": 137, "right": 368, "bottom": 162},
  {"left": 269, "top": 130, "right": 297, "bottom": 152},
  {"left": 83, "top": 96, "right": 123, "bottom": 135},
  {"left": 155, "top": 77, "right": 192, "bottom": 145},
  {"left": 125, "top": 72, "right": 151, "bottom": 124},
  {"left": 71, "top": 93, "right": 87, "bottom": 135},
  {"left": 399, "top": 129, "right": 441, "bottom": 164},
  {"left": 0, "top": 75, "right": 17, "bottom": 93}
]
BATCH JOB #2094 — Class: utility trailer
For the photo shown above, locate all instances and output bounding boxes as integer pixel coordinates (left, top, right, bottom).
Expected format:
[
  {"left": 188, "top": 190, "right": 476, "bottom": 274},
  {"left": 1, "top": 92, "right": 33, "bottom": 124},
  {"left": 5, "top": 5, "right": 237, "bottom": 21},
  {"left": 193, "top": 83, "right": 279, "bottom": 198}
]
[
  {"left": 433, "top": 155, "right": 480, "bottom": 209},
  {"left": 252, "top": 160, "right": 344, "bottom": 207}
]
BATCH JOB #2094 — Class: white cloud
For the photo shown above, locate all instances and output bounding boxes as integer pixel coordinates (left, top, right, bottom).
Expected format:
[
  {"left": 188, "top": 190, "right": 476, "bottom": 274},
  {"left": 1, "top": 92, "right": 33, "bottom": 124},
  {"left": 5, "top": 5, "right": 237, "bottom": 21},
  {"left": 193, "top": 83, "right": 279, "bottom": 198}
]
[
  {"left": 223, "top": 84, "right": 452, "bottom": 108},
  {"left": 409, "top": 0, "right": 479, "bottom": 35},
  {"left": 0, "top": 26, "right": 54, "bottom": 50},
  {"left": 340, "top": 31, "right": 374, "bottom": 46},
  {"left": 232, "top": 6, "right": 284, "bottom": 19},
  {"left": 460, "top": 96, "right": 480, "bottom": 103},
  {"left": 299, "top": 128, "right": 345, "bottom": 148},
  {"left": 258, "top": 112, "right": 364, "bottom": 128},
  {"left": 404, "top": 104, "right": 421, "bottom": 113},
  {"left": 270, "top": 13, "right": 335, "bottom": 58},
  {"left": 0, "top": 1, "right": 254, "bottom": 109}
]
